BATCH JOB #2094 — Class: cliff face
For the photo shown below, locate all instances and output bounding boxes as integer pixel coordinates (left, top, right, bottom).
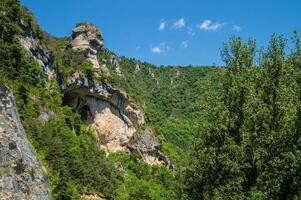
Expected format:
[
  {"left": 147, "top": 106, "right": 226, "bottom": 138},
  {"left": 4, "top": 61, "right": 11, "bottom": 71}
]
[
  {"left": 19, "top": 19, "right": 58, "bottom": 81},
  {"left": 63, "top": 73, "right": 172, "bottom": 167},
  {"left": 18, "top": 20, "right": 171, "bottom": 166},
  {"left": 128, "top": 128, "right": 172, "bottom": 168},
  {"left": 62, "top": 23, "right": 172, "bottom": 166},
  {"left": 63, "top": 73, "right": 145, "bottom": 153},
  {"left": 0, "top": 86, "right": 50, "bottom": 200}
]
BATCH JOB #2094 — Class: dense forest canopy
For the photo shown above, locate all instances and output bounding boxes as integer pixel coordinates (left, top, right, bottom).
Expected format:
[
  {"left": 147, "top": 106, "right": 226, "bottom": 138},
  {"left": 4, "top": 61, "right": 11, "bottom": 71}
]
[{"left": 1, "top": 0, "right": 301, "bottom": 199}]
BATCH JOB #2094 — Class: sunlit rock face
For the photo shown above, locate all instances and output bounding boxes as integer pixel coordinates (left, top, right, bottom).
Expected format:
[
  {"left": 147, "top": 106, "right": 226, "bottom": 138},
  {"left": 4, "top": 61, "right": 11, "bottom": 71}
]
[
  {"left": 82, "top": 192, "right": 110, "bottom": 200},
  {"left": 63, "top": 75, "right": 145, "bottom": 153},
  {"left": 71, "top": 23, "right": 109, "bottom": 73},
  {"left": 64, "top": 24, "right": 171, "bottom": 166},
  {"left": 0, "top": 85, "right": 50, "bottom": 200},
  {"left": 19, "top": 19, "right": 57, "bottom": 81},
  {"left": 91, "top": 102, "right": 136, "bottom": 152},
  {"left": 128, "top": 128, "right": 173, "bottom": 168}
]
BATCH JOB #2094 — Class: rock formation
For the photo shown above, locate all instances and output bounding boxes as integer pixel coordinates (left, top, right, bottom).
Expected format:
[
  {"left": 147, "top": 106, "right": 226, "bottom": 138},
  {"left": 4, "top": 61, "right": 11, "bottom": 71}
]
[
  {"left": 63, "top": 73, "right": 145, "bottom": 153},
  {"left": 170, "top": 69, "right": 180, "bottom": 85},
  {"left": 109, "top": 54, "right": 122, "bottom": 76},
  {"left": 19, "top": 19, "right": 57, "bottom": 81},
  {"left": 148, "top": 68, "right": 159, "bottom": 85},
  {"left": 128, "top": 128, "right": 172, "bottom": 168},
  {"left": 19, "top": 20, "right": 171, "bottom": 166},
  {"left": 0, "top": 85, "right": 50, "bottom": 199},
  {"left": 63, "top": 24, "right": 172, "bottom": 166},
  {"left": 134, "top": 63, "right": 140, "bottom": 74},
  {"left": 71, "top": 23, "right": 109, "bottom": 73},
  {"left": 82, "top": 192, "right": 111, "bottom": 200}
]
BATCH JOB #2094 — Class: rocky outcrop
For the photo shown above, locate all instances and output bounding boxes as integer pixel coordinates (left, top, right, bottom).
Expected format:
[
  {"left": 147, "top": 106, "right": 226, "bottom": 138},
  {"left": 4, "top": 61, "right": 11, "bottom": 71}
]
[
  {"left": 82, "top": 193, "right": 111, "bottom": 200},
  {"left": 134, "top": 63, "right": 140, "bottom": 74},
  {"left": 128, "top": 128, "right": 172, "bottom": 168},
  {"left": 63, "top": 73, "right": 145, "bottom": 153},
  {"left": 63, "top": 75, "right": 172, "bottom": 167},
  {"left": 19, "top": 19, "right": 58, "bottom": 81},
  {"left": 170, "top": 69, "right": 180, "bottom": 85},
  {"left": 0, "top": 85, "right": 50, "bottom": 199},
  {"left": 148, "top": 68, "right": 159, "bottom": 85},
  {"left": 71, "top": 23, "right": 108, "bottom": 73},
  {"left": 63, "top": 22, "right": 172, "bottom": 165},
  {"left": 109, "top": 54, "right": 122, "bottom": 76},
  {"left": 18, "top": 18, "right": 170, "bottom": 165}
]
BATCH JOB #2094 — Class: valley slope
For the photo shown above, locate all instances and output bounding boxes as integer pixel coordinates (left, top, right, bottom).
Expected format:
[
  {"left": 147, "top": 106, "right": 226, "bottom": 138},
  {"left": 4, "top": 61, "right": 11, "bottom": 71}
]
[{"left": 0, "top": 1, "right": 222, "bottom": 199}]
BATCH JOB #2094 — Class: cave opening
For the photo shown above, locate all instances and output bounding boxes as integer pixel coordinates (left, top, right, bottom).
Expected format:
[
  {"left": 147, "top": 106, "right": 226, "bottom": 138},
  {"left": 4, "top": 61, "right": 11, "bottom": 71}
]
[{"left": 80, "top": 105, "right": 93, "bottom": 124}]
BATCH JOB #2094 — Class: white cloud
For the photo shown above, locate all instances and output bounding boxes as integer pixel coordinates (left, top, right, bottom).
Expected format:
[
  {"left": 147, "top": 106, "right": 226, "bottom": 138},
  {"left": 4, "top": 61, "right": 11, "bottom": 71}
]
[
  {"left": 151, "top": 47, "right": 161, "bottom": 54},
  {"left": 181, "top": 40, "right": 188, "bottom": 48},
  {"left": 173, "top": 18, "right": 185, "bottom": 29},
  {"left": 158, "top": 20, "right": 166, "bottom": 31},
  {"left": 198, "top": 20, "right": 226, "bottom": 31},
  {"left": 151, "top": 42, "right": 170, "bottom": 54},
  {"left": 233, "top": 24, "right": 241, "bottom": 32}
]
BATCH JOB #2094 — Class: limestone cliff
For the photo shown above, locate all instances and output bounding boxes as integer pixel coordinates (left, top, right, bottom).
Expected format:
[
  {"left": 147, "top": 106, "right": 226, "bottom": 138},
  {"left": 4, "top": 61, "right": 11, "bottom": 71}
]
[
  {"left": 63, "top": 23, "right": 171, "bottom": 167},
  {"left": 128, "top": 128, "right": 172, "bottom": 168},
  {"left": 19, "top": 20, "right": 171, "bottom": 167},
  {"left": 63, "top": 73, "right": 145, "bottom": 153},
  {"left": 0, "top": 85, "right": 50, "bottom": 199},
  {"left": 71, "top": 23, "right": 109, "bottom": 73},
  {"left": 63, "top": 74, "right": 171, "bottom": 167},
  {"left": 19, "top": 19, "right": 58, "bottom": 81}
]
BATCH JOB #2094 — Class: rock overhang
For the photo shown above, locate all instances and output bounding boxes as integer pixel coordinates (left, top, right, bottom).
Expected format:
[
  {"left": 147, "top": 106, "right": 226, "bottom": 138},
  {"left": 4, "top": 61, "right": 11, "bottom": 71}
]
[{"left": 62, "top": 77, "right": 145, "bottom": 153}]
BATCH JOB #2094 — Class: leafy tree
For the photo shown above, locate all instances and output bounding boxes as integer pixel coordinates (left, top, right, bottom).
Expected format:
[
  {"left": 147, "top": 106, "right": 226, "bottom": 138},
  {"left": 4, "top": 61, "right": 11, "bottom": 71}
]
[{"left": 185, "top": 35, "right": 301, "bottom": 200}]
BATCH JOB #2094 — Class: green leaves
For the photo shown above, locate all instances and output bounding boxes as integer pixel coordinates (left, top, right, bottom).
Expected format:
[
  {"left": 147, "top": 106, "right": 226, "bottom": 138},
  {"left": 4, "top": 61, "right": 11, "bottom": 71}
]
[
  {"left": 221, "top": 36, "right": 256, "bottom": 69},
  {"left": 187, "top": 35, "right": 301, "bottom": 200}
]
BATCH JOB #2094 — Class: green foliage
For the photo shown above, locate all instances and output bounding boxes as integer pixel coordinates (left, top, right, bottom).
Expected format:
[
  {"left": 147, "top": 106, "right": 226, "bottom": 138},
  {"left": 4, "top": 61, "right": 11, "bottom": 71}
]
[
  {"left": 186, "top": 35, "right": 301, "bottom": 200},
  {"left": 115, "top": 176, "right": 167, "bottom": 200},
  {"left": 3, "top": 1, "right": 301, "bottom": 199},
  {"left": 102, "top": 51, "right": 223, "bottom": 153},
  {"left": 0, "top": 1, "right": 121, "bottom": 199},
  {"left": 81, "top": 60, "right": 96, "bottom": 80},
  {"left": 109, "top": 153, "right": 179, "bottom": 200},
  {"left": 33, "top": 117, "right": 121, "bottom": 199},
  {"left": 0, "top": 0, "right": 22, "bottom": 42}
]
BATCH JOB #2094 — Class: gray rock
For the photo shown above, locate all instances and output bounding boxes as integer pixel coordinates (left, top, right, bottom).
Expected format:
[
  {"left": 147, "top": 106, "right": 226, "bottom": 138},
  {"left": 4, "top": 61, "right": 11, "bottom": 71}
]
[
  {"left": 128, "top": 128, "right": 173, "bottom": 168},
  {"left": 109, "top": 55, "right": 122, "bottom": 76},
  {"left": 19, "top": 20, "right": 58, "bottom": 81},
  {"left": 0, "top": 85, "right": 50, "bottom": 199}
]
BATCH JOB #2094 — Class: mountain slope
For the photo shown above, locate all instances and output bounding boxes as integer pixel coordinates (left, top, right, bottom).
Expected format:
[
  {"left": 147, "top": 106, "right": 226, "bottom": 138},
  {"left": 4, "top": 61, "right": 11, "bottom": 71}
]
[{"left": 0, "top": 1, "right": 221, "bottom": 199}]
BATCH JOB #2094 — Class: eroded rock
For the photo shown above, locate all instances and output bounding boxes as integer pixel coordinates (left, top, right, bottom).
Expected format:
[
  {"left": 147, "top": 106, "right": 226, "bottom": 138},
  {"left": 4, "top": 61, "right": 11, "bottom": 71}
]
[
  {"left": 128, "top": 128, "right": 172, "bottom": 168},
  {"left": 0, "top": 85, "right": 50, "bottom": 199},
  {"left": 63, "top": 74, "right": 145, "bottom": 153},
  {"left": 109, "top": 55, "right": 122, "bottom": 76},
  {"left": 63, "top": 24, "right": 171, "bottom": 166},
  {"left": 19, "top": 20, "right": 57, "bottom": 81},
  {"left": 71, "top": 23, "right": 108, "bottom": 73},
  {"left": 134, "top": 63, "right": 140, "bottom": 74}
]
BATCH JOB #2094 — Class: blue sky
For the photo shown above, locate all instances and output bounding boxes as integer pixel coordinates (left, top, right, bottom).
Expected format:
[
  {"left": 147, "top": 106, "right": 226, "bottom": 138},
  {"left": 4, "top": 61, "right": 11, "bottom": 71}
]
[{"left": 20, "top": 0, "right": 301, "bottom": 66}]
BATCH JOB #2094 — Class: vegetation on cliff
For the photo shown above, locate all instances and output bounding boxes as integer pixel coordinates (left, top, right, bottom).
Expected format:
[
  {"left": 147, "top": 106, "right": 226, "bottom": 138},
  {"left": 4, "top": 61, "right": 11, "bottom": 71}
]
[{"left": 2, "top": 0, "right": 301, "bottom": 199}]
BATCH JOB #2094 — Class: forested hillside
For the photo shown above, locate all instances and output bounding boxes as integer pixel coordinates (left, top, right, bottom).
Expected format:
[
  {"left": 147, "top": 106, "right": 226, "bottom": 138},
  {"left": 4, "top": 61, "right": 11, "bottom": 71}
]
[{"left": 1, "top": 0, "right": 301, "bottom": 199}]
